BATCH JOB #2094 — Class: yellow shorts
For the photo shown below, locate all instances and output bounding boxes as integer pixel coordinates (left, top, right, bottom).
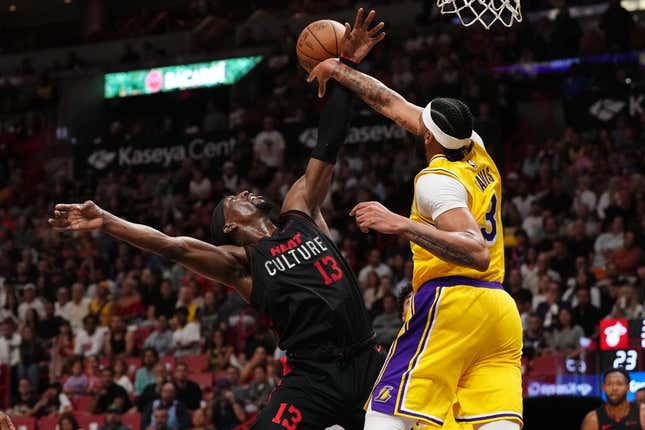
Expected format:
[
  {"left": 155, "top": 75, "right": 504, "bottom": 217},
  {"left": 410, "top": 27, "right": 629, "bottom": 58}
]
[{"left": 367, "top": 276, "right": 523, "bottom": 427}]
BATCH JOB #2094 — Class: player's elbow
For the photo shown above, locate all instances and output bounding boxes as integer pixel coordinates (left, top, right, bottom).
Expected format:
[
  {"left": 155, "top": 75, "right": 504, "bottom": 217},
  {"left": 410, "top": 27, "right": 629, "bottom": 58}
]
[{"left": 472, "top": 247, "right": 490, "bottom": 272}]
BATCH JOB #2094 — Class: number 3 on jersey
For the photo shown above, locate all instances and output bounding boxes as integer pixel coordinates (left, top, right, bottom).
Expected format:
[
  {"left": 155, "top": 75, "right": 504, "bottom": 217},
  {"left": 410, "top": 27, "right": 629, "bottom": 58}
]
[
  {"left": 480, "top": 194, "right": 498, "bottom": 245},
  {"left": 314, "top": 256, "right": 344, "bottom": 286}
]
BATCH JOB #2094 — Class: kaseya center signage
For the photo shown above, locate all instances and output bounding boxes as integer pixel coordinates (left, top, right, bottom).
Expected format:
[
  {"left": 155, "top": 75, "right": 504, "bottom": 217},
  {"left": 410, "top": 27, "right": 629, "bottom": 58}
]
[
  {"left": 77, "top": 135, "right": 236, "bottom": 173},
  {"left": 104, "top": 56, "right": 262, "bottom": 98}
]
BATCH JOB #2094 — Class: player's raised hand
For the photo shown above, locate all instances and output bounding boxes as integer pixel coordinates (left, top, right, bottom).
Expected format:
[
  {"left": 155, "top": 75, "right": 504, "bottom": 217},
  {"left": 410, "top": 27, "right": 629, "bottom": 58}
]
[
  {"left": 307, "top": 58, "right": 338, "bottom": 98},
  {"left": 0, "top": 412, "right": 16, "bottom": 430},
  {"left": 341, "top": 8, "right": 386, "bottom": 63},
  {"left": 350, "top": 201, "right": 408, "bottom": 234},
  {"left": 48, "top": 200, "right": 105, "bottom": 232}
]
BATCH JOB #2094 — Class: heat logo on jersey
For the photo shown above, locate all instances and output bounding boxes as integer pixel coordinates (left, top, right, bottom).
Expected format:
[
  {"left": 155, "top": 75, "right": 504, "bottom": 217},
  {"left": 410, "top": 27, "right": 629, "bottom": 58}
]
[
  {"left": 374, "top": 386, "right": 394, "bottom": 403},
  {"left": 264, "top": 232, "right": 330, "bottom": 277}
]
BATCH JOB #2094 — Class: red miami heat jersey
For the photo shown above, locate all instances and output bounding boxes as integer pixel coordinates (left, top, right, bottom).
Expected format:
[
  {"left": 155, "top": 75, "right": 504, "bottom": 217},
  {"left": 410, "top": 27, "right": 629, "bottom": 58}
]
[{"left": 246, "top": 210, "right": 374, "bottom": 352}]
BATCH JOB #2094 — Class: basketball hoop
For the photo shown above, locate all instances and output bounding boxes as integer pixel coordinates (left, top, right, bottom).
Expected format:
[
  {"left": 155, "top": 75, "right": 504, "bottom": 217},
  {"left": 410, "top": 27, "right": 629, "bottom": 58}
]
[{"left": 436, "top": 0, "right": 522, "bottom": 29}]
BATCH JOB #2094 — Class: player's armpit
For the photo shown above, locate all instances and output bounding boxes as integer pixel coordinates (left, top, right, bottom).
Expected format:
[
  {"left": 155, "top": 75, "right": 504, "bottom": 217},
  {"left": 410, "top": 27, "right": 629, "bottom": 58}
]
[{"left": 168, "top": 237, "right": 252, "bottom": 300}]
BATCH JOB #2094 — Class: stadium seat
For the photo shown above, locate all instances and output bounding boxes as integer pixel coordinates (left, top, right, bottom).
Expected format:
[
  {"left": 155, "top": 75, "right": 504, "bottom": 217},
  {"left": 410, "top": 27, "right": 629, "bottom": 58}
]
[
  {"left": 122, "top": 412, "right": 141, "bottom": 430},
  {"left": 191, "top": 372, "right": 213, "bottom": 391},
  {"left": 74, "top": 412, "right": 106, "bottom": 430},
  {"left": 11, "top": 416, "right": 36, "bottom": 430},
  {"left": 73, "top": 395, "right": 95, "bottom": 411},
  {"left": 180, "top": 354, "right": 208, "bottom": 372},
  {"left": 38, "top": 415, "right": 58, "bottom": 430}
]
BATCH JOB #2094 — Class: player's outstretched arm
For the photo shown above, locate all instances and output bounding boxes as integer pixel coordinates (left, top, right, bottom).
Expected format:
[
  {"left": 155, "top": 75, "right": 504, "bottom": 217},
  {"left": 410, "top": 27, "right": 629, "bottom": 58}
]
[
  {"left": 282, "top": 8, "right": 385, "bottom": 223},
  {"left": 309, "top": 58, "right": 423, "bottom": 136},
  {"left": 350, "top": 202, "right": 490, "bottom": 271},
  {"left": 49, "top": 201, "right": 252, "bottom": 300}
]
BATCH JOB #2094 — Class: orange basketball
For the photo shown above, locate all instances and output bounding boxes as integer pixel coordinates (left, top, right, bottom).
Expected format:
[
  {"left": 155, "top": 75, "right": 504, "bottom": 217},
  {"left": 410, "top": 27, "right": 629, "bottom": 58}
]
[{"left": 296, "top": 19, "right": 346, "bottom": 73}]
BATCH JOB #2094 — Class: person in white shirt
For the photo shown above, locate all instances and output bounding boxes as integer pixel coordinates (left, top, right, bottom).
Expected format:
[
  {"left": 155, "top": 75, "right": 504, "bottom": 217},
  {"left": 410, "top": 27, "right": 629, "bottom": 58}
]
[
  {"left": 74, "top": 314, "right": 106, "bottom": 357},
  {"left": 358, "top": 249, "right": 393, "bottom": 284},
  {"left": 63, "top": 283, "right": 91, "bottom": 331},
  {"left": 253, "top": 116, "right": 286, "bottom": 169},
  {"left": 522, "top": 252, "right": 561, "bottom": 296},
  {"left": 511, "top": 178, "right": 536, "bottom": 219},
  {"left": 172, "top": 307, "right": 200, "bottom": 357},
  {"left": 0, "top": 318, "right": 21, "bottom": 367},
  {"left": 188, "top": 168, "right": 212, "bottom": 201},
  {"left": 54, "top": 287, "right": 71, "bottom": 318},
  {"left": 593, "top": 216, "right": 625, "bottom": 269},
  {"left": 521, "top": 201, "right": 544, "bottom": 244},
  {"left": 17, "top": 284, "right": 46, "bottom": 321}
]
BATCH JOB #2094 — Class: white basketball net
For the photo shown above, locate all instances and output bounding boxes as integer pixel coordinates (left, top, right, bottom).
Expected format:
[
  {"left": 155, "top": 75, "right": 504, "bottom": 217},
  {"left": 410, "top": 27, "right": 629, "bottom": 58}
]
[{"left": 436, "top": 0, "right": 522, "bottom": 29}]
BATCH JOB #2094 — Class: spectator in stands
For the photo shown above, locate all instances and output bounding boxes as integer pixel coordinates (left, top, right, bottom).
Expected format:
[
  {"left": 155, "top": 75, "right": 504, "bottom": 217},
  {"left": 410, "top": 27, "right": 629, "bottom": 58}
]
[
  {"left": 0, "top": 318, "right": 21, "bottom": 368},
  {"left": 64, "top": 283, "right": 91, "bottom": 331},
  {"left": 112, "top": 278, "right": 145, "bottom": 324},
  {"left": 172, "top": 362, "right": 202, "bottom": 411},
  {"left": 172, "top": 307, "right": 200, "bottom": 357},
  {"left": 571, "top": 287, "right": 602, "bottom": 338},
  {"left": 188, "top": 168, "right": 212, "bottom": 202},
  {"left": 137, "top": 363, "right": 168, "bottom": 413},
  {"left": 74, "top": 314, "right": 105, "bottom": 357},
  {"left": 211, "top": 386, "right": 246, "bottom": 430},
  {"left": 244, "top": 365, "right": 274, "bottom": 413},
  {"left": 523, "top": 253, "right": 561, "bottom": 296},
  {"left": 100, "top": 404, "right": 132, "bottom": 430},
  {"left": 205, "top": 329, "right": 234, "bottom": 373},
  {"left": 566, "top": 220, "right": 594, "bottom": 260},
  {"left": 50, "top": 321, "right": 75, "bottom": 381},
  {"left": 10, "top": 378, "right": 38, "bottom": 416},
  {"left": 253, "top": 116, "right": 285, "bottom": 170},
  {"left": 92, "top": 366, "right": 133, "bottom": 414},
  {"left": 607, "top": 284, "right": 644, "bottom": 319},
  {"left": 610, "top": 231, "right": 641, "bottom": 276},
  {"left": 30, "top": 382, "right": 72, "bottom": 416},
  {"left": 523, "top": 313, "right": 547, "bottom": 359},
  {"left": 548, "top": 239, "right": 574, "bottom": 281},
  {"left": 143, "top": 316, "right": 174, "bottom": 356},
  {"left": 190, "top": 408, "right": 210, "bottom": 430},
  {"left": 135, "top": 348, "right": 159, "bottom": 397},
  {"left": 148, "top": 407, "right": 169, "bottom": 430},
  {"left": 593, "top": 216, "right": 625, "bottom": 270},
  {"left": 636, "top": 387, "right": 645, "bottom": 406},
  {"left": 59, "top": 412, "right": 81, "bottom": 430},
  {"left": 85, "top": 355, "right": 104, "bottom": 393},
  {"left": 54, "top": 287, "right": 70, "bottom": 318},
  {"left": 104, "top": 315, "right": 135, "bottom": 358},
  {"left": 600, "top": 0, "right": 634, "bottom": 50},
  {"left": 536, "top": 280, "right": 565, "bottom": 331},
  {"left": 37, "top": 300, "right": 65, "bottom": 341},
  {"left": 372, "top": 294, "right": 401, "bottom": 349},
  {"left": 151, "top": 281, "right": 176, "bottom": 320},
  {"left": 113, "top": 358, "right": 134, "bottom": 394},
  {"left": 546, "top": 307, "right": 584, "bottom": 357},
  {"left": 89, "top": 282, "right": 113, "bottom": 327},
  {"left": 521, "top": 202, "right": 543, "bottom": 243},
  {"left": 358, "top": 249, "right": 393, "bottom": 284},
  {"left": 175, "top": 286, "right": 199, "bottom": 323},
  {"left": 514, "top": 288, "right": 533, "bottom": 330},
  {"left": 202, "top": 101, "right": 228, "bottom": 133},
  {"left": 63, "top": 357, "right": 89, "bottom": 395},
  {"left": 142, "top": 382, "right": 191, "bottom": 430},
  {"left": 17, "top": 284, "right": 45, "bottom": 320},
  {"left": 221, "top": 161, "right": 239, "bottom": 193},
  {"left": 17, "top": 325, "right": 48, "bottom": 392}
]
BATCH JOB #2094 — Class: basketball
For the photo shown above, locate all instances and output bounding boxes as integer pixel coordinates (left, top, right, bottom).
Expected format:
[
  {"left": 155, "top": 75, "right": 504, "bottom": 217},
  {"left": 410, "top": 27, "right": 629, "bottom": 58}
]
[{"left": 296, "top": 20, "right": 346, "bottom": 73}]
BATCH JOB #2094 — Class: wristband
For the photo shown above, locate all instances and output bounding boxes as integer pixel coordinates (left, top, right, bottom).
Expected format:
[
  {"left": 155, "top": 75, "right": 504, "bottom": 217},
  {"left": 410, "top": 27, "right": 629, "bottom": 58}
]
[{"left": 340, "top": 57, "right": 359, "bottom": 67}]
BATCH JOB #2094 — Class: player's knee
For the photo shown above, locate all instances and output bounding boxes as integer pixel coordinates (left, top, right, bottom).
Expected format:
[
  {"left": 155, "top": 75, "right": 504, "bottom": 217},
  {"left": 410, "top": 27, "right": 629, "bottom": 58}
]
[
  {"left": 363, "top": 409, "right": 416, "bottom": 430},
  {"left": 475, "top": 419, "right": 521, "bottom": 430}
]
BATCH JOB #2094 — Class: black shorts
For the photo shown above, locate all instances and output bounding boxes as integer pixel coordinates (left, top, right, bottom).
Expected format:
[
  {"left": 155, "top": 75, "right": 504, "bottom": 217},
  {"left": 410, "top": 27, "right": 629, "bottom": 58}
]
[{"left": 251, "top": 346, "right": 385, "bottom": 430}]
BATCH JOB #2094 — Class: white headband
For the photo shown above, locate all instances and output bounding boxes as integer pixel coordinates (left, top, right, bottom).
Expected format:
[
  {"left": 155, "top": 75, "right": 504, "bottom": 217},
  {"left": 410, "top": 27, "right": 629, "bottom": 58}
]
[{"left": 421, "top": 101, "right": 473, "bottom": 150}]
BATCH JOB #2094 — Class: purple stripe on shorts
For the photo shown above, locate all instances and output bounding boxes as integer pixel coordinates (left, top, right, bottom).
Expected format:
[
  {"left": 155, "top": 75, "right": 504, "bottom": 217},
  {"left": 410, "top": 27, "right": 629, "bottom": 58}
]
[
  {"left": 370, "top": 285, "right": 439, "bottom": 416},
  {"left": 420, "top": 276, "right": 503, "bottom": 290}
]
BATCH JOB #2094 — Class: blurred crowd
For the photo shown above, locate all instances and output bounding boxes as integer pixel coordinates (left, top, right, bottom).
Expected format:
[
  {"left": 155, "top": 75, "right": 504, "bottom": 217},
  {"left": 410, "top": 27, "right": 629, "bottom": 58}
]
[{"left": 1, "top": 1, "right": 645, "bottom": 430}]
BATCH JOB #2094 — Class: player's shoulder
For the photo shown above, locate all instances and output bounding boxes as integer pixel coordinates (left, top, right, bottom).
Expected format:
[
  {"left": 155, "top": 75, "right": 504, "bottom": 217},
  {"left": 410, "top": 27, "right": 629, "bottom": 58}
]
[{"left": 581, "top": 408, "right": 599, "bottom": 430}]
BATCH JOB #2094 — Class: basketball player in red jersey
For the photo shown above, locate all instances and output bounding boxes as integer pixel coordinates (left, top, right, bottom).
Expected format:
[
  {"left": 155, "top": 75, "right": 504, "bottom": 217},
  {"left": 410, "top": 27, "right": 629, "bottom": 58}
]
[{"left": 50, "top": 10, "right": 387, "bottom": 430}]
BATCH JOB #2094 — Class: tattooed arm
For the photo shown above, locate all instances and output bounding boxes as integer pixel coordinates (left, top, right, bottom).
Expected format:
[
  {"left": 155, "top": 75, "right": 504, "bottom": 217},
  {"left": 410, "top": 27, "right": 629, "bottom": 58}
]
[
  {"left": 308, "top": 58, "right": 424, "bottom": 135},
  {"left": 350, "top": 202, "right": 490, "bottom": 271}
]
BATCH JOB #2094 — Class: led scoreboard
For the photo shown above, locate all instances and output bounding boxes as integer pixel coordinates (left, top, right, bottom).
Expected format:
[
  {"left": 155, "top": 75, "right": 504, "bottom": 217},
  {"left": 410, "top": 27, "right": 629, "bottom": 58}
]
[{"left": 599, "top": 318, "right": 645, "bottom": 372}]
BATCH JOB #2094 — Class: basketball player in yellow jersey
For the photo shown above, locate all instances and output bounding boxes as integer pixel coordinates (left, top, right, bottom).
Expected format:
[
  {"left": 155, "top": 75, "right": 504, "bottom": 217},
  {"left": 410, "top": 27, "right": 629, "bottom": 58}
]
[{"left": 309, "top": 58, "right": 523, "bottom": 430}]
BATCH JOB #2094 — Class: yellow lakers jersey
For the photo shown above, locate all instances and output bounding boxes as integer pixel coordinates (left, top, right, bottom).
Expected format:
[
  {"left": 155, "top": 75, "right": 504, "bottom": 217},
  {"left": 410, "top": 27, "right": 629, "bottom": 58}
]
[{"left": 410, "top": 139, "right": 504, "bottom": 290}]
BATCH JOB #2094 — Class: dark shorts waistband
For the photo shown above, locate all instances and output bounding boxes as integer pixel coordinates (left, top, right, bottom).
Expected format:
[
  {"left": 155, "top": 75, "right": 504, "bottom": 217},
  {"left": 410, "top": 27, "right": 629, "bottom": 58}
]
[{"left": 420, "top": 276, "right": 504, "bottom": 290}]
